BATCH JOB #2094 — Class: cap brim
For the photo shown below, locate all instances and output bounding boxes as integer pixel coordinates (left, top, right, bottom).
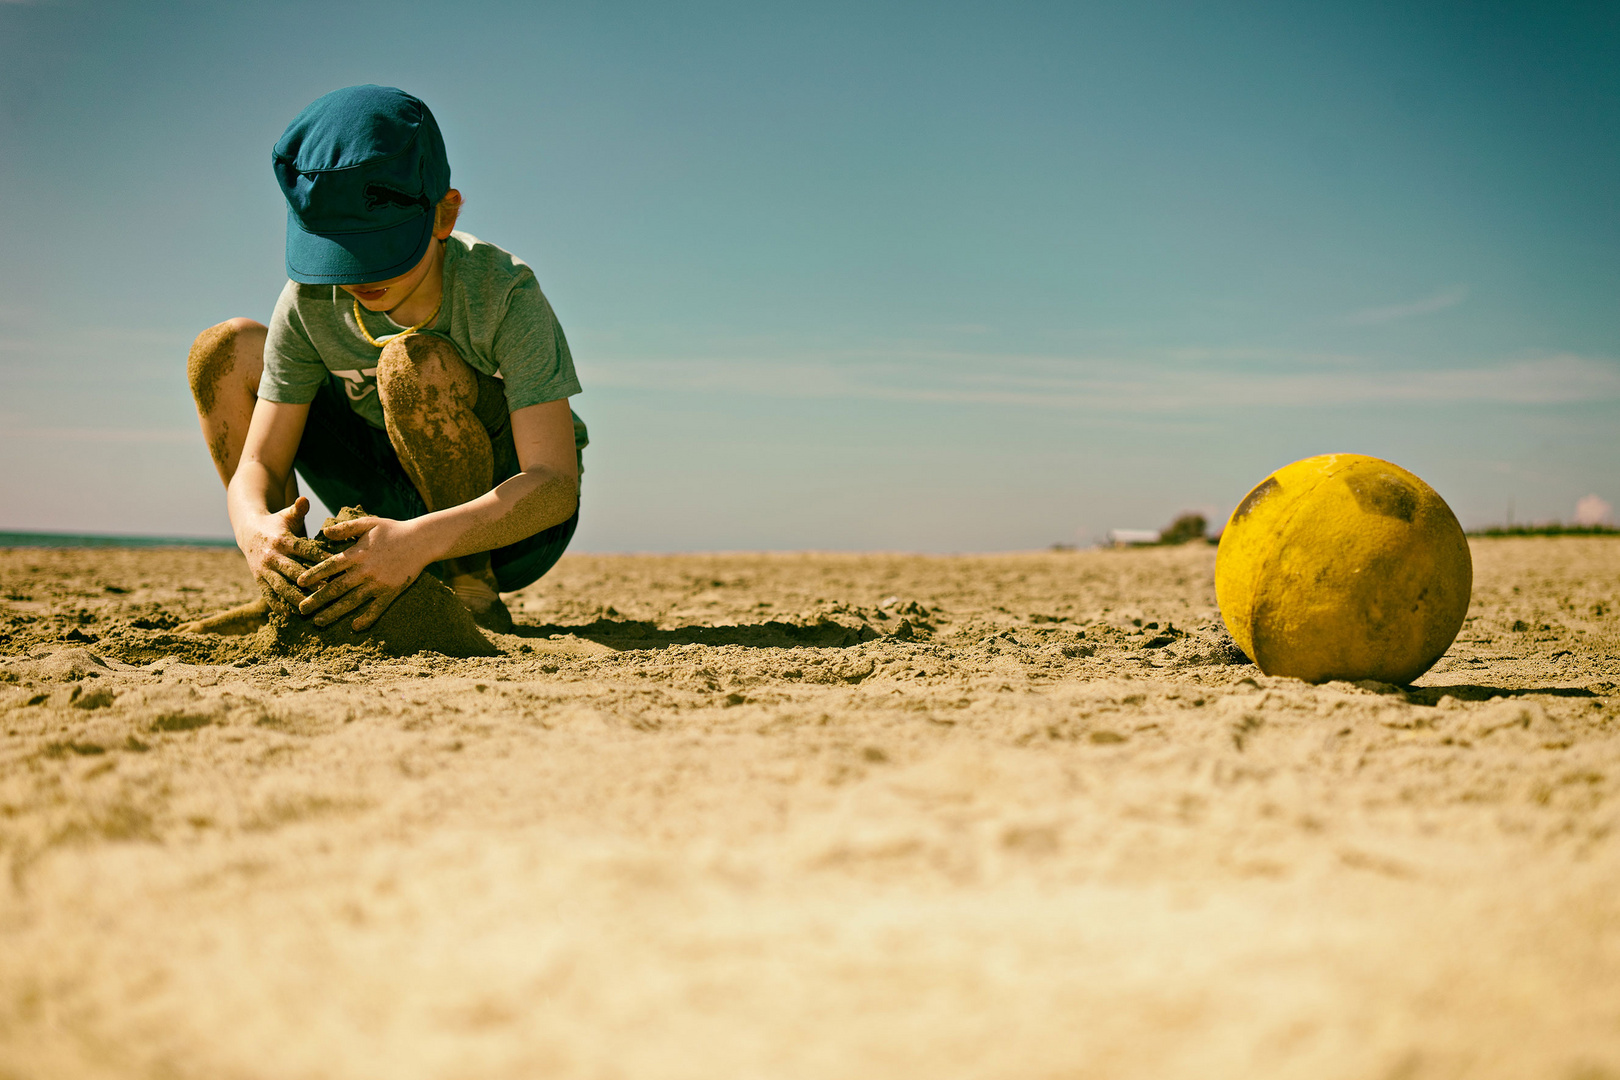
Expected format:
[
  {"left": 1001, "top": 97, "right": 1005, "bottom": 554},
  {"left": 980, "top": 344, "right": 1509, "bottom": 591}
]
[{"left": 284, "top": 209, "right": 435, "bottom": 285}]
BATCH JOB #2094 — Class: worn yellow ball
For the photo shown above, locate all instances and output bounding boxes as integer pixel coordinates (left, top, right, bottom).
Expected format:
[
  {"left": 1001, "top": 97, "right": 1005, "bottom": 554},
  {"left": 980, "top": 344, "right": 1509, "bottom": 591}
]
[{"left": 1215, "top": 454, "right": 1472, "bottom": 685}]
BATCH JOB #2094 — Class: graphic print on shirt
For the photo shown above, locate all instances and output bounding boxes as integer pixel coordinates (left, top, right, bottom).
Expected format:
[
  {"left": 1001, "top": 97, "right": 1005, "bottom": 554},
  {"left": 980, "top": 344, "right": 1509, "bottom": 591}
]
[{"left": 331, "top": 368, "right": 379, "bottom": 401}]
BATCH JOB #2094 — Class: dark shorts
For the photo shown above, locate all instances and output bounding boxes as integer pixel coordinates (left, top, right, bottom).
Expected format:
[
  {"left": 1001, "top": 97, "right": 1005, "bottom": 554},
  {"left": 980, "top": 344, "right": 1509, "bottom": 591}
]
[{"left": 293, "top": 372, "right": 578, "bottom": 593}]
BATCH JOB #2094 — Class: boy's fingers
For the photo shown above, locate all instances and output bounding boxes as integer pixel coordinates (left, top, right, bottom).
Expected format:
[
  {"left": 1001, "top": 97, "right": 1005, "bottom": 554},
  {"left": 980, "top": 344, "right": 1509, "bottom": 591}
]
[
  {"left": 351, "top": 588, "right": 399, "bottom": 632},
  {"left": 260, "top": 571, "right": 305, "bottom": 609},
  {"left": 313, "top": 587, "right": 372, "bottom": 628},
  {"left": 322, "top": 517, "right": 378, "bottom": 541},
  {"left": 298, "top": 572, "right": 359, "bottom": 616},
  {"left": 297, "top": 553, "right": 349, "bottom": 588},
  {"left": 265, "top": 553, "right": 310, "bottom": 586},
  {"left": 275, "top": 496, "right": 309, "bottom": 524},
  {"left": 272, "top": 534, "right": 324, "bottom": 564},
  {"left": 285, "top": 537, "right": 328, "bottom": 564},
  {"left": 351, "top": 599, "right": 381, "bottom": 632}
]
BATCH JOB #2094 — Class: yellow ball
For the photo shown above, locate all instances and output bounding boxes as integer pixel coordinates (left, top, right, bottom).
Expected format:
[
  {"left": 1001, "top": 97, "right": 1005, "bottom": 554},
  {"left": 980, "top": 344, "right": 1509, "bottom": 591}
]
[{"left": 1215, "top": 454, "right": 1472, "bottom": 685}]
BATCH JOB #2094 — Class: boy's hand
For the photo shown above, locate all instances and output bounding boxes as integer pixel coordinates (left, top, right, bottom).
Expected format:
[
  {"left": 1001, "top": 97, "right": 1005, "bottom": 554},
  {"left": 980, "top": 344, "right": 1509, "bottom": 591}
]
[
  {"left": 294, "top": 515, "right": 428, "bottom": 632},
  {"left": 240, "top": 497, "right": 325, "bottom": 607}
]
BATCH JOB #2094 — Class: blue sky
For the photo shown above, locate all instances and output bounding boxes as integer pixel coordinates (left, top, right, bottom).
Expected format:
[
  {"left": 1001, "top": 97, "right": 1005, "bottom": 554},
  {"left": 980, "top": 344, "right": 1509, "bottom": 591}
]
[{"left": 1, "top": 0, "right": 1616, "bottom": 549}]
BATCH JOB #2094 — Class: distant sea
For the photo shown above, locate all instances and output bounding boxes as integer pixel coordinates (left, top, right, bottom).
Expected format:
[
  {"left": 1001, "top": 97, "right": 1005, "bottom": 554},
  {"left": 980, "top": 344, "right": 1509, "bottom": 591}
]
[{"left": 0, "top": 531, "right": 237, "bottom": 549}]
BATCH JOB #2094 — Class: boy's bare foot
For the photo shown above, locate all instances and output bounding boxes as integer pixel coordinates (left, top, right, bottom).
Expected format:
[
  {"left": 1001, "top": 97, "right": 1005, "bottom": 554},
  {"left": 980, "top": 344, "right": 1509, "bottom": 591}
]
[
  {"left": 444, "top": 565, "right": 514, "bottom": 634},
  {"left": 177, "top": 597, "right": 270, "bottom": 636}
]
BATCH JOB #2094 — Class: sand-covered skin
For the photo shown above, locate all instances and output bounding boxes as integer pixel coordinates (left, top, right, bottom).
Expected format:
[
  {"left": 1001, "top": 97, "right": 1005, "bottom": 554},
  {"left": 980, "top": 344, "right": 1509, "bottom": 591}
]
[{"left": 0, "top": 538, "right": 1617, "bottom": 1079}]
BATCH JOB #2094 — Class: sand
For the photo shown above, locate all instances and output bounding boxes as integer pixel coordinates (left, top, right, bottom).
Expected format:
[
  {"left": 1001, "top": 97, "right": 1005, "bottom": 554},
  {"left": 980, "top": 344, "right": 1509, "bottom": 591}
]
[{"left": 0, "top": 537, "right": 1616, "bottom": 1079}]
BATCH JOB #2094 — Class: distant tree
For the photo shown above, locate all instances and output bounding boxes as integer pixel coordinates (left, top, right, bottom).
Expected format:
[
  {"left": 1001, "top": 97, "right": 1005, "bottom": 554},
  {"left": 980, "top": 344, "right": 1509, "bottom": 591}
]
[
  {"left": 1469, "top": 523, "right": 1620, "bottom": 537},
  {"left": 1158, "top": 513, "right": 1208, "bottom": 545}
]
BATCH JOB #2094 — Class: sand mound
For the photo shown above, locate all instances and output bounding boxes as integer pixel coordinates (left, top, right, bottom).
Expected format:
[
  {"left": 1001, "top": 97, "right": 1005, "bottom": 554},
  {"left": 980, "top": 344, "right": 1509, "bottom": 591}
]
[{"left": 254, "top": 506, "right": 498, "bottom": 659}]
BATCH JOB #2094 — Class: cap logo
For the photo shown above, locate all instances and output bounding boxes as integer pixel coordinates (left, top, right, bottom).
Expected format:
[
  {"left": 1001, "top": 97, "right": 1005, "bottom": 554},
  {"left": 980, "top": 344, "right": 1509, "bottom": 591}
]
[{"left": 363, "top": 182, "right": 431, "bottom": 214}]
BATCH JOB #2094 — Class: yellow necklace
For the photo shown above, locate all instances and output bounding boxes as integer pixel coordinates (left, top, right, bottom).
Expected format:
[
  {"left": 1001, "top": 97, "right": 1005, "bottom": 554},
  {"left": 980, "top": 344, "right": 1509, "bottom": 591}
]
[{"left": 353, "top": 294, "right": 442, "bottom": 348}]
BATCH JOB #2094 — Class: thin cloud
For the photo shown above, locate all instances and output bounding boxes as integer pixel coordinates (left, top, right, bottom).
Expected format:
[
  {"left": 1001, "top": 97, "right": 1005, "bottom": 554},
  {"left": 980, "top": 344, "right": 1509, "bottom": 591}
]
[
  {"left": 1341, "top": 285, "right": 1470, "bottom": 326},
  {"left": 0, "top": 327, "right": 192, "bottom": 353},
  {"left": 1, "top": 427, "right": 194, "bottom": 443},
  {"left": 592, "top": 349, "right": 1620, "bottom": 412}
]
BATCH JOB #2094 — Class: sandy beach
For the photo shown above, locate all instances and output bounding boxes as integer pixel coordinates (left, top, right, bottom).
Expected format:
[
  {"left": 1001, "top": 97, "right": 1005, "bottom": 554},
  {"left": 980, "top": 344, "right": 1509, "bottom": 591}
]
[{"left": 1, "top": 537, "right": 1617, "bottom": 1079}]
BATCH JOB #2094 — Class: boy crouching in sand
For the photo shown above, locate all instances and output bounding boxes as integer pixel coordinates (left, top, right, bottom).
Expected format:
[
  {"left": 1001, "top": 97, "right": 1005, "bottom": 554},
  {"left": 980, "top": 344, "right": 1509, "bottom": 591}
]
[{"left": 187, "top": 85, "right": 585, "bottom": 634}]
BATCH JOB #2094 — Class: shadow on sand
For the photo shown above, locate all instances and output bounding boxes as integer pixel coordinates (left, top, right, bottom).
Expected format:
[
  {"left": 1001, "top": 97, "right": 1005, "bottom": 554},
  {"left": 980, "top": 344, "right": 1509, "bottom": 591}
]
[
  {"left": 511, "top": 616, "right": 879, "bottom": 652},
  {"left": 1406, "top": 684, "right": 1603, "bottom": 705}
]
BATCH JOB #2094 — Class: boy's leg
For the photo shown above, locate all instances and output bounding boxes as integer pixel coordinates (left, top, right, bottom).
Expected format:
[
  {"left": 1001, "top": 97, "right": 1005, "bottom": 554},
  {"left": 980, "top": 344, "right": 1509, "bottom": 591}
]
[
  {"left": 375, "top": 333, "right": 513, "bottom": 633},
  {"left": 185, "top": 318, "right": 301, "bottom": 510},
  {"left": 182, "top": 318, "right": 300, "bottom": 632}
]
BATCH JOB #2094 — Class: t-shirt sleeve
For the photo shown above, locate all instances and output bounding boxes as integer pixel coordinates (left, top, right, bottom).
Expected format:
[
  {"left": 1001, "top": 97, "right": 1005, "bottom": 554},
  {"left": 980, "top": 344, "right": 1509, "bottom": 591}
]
[
  {"left": 260, "top": 281, "right": 331, "bottom": 406},
  {"left": 491, "top": 272, "right": 583, "bottom": 412}
]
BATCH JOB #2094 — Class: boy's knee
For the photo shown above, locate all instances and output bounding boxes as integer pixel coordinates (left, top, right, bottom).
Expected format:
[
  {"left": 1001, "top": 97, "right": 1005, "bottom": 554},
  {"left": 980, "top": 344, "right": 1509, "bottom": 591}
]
[
  {"left": 187, "top": 318, "right": 265, "bottom": 413},
  {"left": 376, "top": 333, "right": 476, "bottom": 414}
]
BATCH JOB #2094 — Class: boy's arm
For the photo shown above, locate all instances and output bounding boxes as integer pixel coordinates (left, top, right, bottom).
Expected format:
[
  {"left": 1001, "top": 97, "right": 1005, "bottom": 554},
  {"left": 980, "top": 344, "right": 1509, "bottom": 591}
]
[
  {"left": 404, "top": 397, "right": 580, "bottom": 558},
  {"left": 446, "top": 398, "right": 580, "bottom": 552},
  {"left": 294, "top": 399, "right": 579, "bottom": 630},
  {"left": 227, "top": 397, "right": 320, "bottom": 606}
]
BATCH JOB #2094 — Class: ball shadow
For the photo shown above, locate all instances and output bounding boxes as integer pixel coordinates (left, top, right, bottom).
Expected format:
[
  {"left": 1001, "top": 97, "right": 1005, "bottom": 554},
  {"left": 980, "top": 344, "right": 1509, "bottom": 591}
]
[{"left": 1405, "top": 684, "right": 1603, "bottom": 705}]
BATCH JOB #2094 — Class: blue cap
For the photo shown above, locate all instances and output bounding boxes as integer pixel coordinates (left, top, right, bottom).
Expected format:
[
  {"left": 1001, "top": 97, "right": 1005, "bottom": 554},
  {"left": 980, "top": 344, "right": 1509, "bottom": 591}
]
[{"left": 272, "top": 85, "right": 451, "bottom": 285}]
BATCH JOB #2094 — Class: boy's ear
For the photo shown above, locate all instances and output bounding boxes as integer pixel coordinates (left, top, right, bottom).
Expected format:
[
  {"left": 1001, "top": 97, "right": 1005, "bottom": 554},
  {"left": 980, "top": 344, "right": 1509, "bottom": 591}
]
[{"left": 433, "top": 189, "right": 463, "bottom": 239}]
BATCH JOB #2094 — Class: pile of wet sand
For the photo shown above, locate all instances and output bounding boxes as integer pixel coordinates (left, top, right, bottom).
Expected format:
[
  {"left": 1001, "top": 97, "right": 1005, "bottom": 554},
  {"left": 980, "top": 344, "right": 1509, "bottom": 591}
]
[{"left": 251, "top": 506, "right": 497, "bottom": 659}]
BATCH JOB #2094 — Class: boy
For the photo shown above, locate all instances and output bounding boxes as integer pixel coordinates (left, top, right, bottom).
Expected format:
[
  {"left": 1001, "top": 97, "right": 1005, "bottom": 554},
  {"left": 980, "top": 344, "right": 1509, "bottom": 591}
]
[{"left": 187, "top": 85, "right": 585, "bottom": 634}]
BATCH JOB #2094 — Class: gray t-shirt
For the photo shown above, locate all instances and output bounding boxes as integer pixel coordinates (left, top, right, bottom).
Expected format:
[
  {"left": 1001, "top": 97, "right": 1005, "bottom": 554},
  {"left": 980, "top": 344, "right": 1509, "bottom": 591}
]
[{"left": 262, "top": 231, "right": 586, "bottom": 452}]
